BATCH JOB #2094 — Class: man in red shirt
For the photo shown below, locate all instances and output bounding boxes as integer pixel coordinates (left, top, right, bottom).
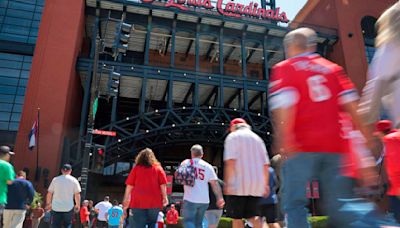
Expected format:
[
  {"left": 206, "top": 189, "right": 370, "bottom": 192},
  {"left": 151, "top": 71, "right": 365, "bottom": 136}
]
[
  {"left": 166, "top": 204, "right": 179, "bottom": 226},
  {"left": 269, "top": 28, "right": 372, "bottom": 228},
  {"left": 80, "top": 200, "right": 90, "bottom": 228},
  {"left": 375, "top": 120, "right": 400, "bottom": 222}
]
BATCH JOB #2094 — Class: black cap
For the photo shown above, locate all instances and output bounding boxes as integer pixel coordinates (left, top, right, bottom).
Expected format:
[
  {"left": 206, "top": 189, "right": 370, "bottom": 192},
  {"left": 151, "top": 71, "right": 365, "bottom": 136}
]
[
  {"left": 62, "top": 164, "right": 72, "bottom": 171},
  {"left": 0, "top": 146, "right": 15, "bottom": 156}
]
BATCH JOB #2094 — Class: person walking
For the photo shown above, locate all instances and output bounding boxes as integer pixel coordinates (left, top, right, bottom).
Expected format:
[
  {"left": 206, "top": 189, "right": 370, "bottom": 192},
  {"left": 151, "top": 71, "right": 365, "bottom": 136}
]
[
  {"left": 45, "top": 163, "right": 81, "bottom": 228},
  {"left": 0, "top": 145, "right": 15, "bottom": 228},
  {"left": 122, "top": 148, "right": 169, "bottom": 228},
  {"left": 359, "top": 2, "right": 400, "bottom": 128},
  {"left": 80, "top": 200, "right": 90, "bottom": 228},
  {"left": 166, "top": 204, "right": 179, "bottom": 227},
  {"left": 259, "top": 167, "right": 280, "bottom": 228},
  {"left": 94, "top": 196, "right": 112, "bottom": 228},
  {"left": 31, "top": 202, "right": 45, "bottom": 228},
  {"left": 181, "top": 144, "right": 224, "bottom": 228},
  {"left": 223, "top": 118, "right": 270, "bottom": 228},
  {"left": 374, "top": 120, "right": 400, "bottom": 222},
  {"left": 88, "top": 200, "right": 97, "bottom": 228},
  {"left": 156, "top": 210, "right": 164, "bottom": 228},
  {"left": 268, "top": 28, "right": 375, "bottom": 228},
  {"left": 105, "top": 200, "right": 123, "bottom": 228},
  {"left": 204, "top": 167, "right": 224, "bottom": 228},
  {"left": 3, "top": 170, "right": 34, "bottom": 228}
]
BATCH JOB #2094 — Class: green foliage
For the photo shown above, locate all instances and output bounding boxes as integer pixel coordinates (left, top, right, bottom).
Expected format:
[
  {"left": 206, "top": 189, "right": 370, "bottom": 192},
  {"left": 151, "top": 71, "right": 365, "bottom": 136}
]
[{"left": 30, "top": 192, "right": 43, "bottom": 209}]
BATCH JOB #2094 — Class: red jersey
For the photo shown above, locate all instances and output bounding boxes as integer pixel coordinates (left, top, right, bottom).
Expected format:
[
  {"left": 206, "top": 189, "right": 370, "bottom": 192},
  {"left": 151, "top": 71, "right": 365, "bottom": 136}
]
[
  {"left": 269, "top": 54, "right": 358, "bottom": 153},
  {"left": 80, "top": 206, "right": 90, "bottom": 223},
  {"left": 384, "top": 130, "right": 400, "bottom": 196},
  {"left": 166, "top": 208, "right": 179, "bottom": 224},
  {"left": 125, "top": 164, "right": 168, "bottom": 209}
]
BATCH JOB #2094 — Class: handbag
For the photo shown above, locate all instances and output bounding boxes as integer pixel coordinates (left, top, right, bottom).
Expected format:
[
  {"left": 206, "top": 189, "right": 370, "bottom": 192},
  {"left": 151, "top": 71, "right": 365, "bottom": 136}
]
[{"left": 174, "top": 159, "right": 196, "bottom": 187}]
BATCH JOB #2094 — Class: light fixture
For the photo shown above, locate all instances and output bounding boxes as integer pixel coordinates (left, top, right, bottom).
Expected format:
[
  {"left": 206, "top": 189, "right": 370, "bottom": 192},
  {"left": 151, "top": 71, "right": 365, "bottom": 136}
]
[
  {"left": 234, "top": 108, "right": 237, "bottom": 111},
  {"left": 208, "top": 106, "right": 212, "bottom": 109},
  {"left": 233, "top": 79, "right": 236, "bottom": 82},
  {"left": 256, "top": 82, "right": 259, "bottom": 85},
  {"left": 184, "top": 73, "right": 187, "bottom": 76},
  {"left": 131, "top": 67, "right": 134, "bottom": 70},
  {"left": 118, "top": 139, "right": 122, "bottom": 143},
  {"left": 209, "top": 76, "right": 212, "bottom": 79},
  {"left": 157, "top": 70, "right": 161, "bottom": 74},
  {"left": 126, "top": 117, "right": 130, "bottom": 120},
  {"left": 155, "top": 109, "right": 159, "bottom": 113},
  {"left": 258, "top": 113, "right": 261, "bottom": 116},
  {"left": 89, "top": 153, "right": 93, "bottom": 156},
  {"left": 221, "top": 123, "right": 225, "bottom": 126},
  {"left": 172, "top": 124, "right": 176, "bottom": 127},
  {"left": 146, "top": 130, "right": 149, "bottom": 133},
  {"left": 197, "top": 122, "right": 201, "bottom": 125},
  {"left": 267, "top": 132, "right": 270, "bottom": 135},
  {"left": 183, "top": 106, "right": 186, "bottom": 109}
]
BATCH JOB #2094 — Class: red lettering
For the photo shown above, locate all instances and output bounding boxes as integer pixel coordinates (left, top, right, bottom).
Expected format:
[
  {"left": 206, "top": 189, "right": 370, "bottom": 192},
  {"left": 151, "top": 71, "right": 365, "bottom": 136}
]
[
  {"left": 165, "top": 0, "right": 188, "bottom": 10},
  {"left": 225, "top": 2, "right": 236, "bottom": 13},
  {"left": 203, "top": 0, "right": 213, "bottom": 9},
  {"left": 257, "top": 8, "right": 265, "bottom": 19},
  {"left": 142, "top": 0, "right": 154, "bottom": 3},
  {"left": 263, "top": 9, "right": 275, "bottom": 19},
  {"left": 274, "top": 7, "right": 280, "bottom": 20},
  {"left": 279, "top": 12, "right": 289, "bottom": 23},
  {"left": 252, "top": 2, "right": 258, "bottom": 16},
  {"left": 235, "top": 4, "right": 244, "bottom": 14},
  {"left": 194, "top": 168, "right": 205, "bottom": 180}
]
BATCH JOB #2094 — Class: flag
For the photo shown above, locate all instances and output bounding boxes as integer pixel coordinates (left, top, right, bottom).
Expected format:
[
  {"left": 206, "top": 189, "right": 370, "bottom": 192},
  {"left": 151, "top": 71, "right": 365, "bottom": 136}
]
[{"left": 29, "top": 120, "right": 38, "bottom": 150}]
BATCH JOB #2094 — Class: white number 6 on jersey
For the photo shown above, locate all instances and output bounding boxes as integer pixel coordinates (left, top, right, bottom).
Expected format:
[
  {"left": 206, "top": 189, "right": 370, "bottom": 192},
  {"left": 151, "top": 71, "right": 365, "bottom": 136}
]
[{"left": 307, "top": 75, "right": 332, "bottom": 102}]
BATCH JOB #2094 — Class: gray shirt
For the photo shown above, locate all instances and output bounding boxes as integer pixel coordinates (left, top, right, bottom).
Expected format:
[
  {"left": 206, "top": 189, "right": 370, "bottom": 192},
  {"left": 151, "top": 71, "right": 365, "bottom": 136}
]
[{"left": 48, "top": 174, "right": 81, "bottom": 212}]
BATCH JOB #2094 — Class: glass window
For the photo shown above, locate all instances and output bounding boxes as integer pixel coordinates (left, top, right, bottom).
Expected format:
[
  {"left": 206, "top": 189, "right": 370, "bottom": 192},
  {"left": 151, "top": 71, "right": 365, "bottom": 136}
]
[
  {"left": 12, "top": 104, "right": 22, "bottom": 112},
  {"left": 0, "top": 112, "right": 11, "bottom": 121},
  {"left": 10, "top": 113, "right": 21, "bottom": 122},
  {"left": 0, "top": 121, "right": 9, "bottom": 130},
  {"left": 15, "top": 96, "right": 24, "bottom": 104},
  {"left": 0, "top": 103, "right": 12, "bottom": 112},
  {"left": 0, "top": 86, "right": 17, "bottom": 95},
  {"left": 0, "top": 77, "right": 19, "bottom": 86},
  {"left": 9, "top": 122, "right": 19, "bottom": 131},
  {"left": 0, "top": 68, "right": 21, "bottom": 78},
  {"left": 0, "top": 95, "right": 15, "bottom": 103}
]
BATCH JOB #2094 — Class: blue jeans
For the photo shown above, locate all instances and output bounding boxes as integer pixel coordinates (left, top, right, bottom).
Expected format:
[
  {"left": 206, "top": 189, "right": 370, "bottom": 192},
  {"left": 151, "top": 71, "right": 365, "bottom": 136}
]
[
  {"left": 182, "top": 200, "right": 209, "bottom": 228},
  {"left": 129, "top": 208, "right": 159, "bottom": 228},
  {"left": 282, "top": 152, "right": 345, "bottom": 228},
  {"left": 51, "top": 210, "right": 73, "bottom": 228}
]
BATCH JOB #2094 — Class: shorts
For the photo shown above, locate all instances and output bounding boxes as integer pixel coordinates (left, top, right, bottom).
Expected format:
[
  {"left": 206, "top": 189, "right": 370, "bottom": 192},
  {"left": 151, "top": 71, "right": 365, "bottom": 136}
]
[
  {"left": 225, "top": 195, "right": 261, "bottom": 219},
  {"left": 81, "top": 221, "right": 89, "bottom": 227},
  {"left": 205, "top": 209, "right": 223, "bottom": 226},
  {"left": 260, "top": 204, "right": 278, "bottom": 223}
]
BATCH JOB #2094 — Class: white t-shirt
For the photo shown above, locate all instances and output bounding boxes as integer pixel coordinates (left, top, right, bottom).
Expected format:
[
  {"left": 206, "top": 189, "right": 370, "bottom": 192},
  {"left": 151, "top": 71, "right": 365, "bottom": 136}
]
[
  {"left": 157, "top": 211, "right": 164, "bottom": 223},
  {"left": 95, "top": 201, "right": 113, "bottom": 221},
  {"left": 183, "top": 158, "right": 218, "bottom": 204},
  {"left": 48, "top": 174, "right": 81, "bottom": 212},
  {"left": 224, "top": 127, "right": 270, "bottom": 197}
]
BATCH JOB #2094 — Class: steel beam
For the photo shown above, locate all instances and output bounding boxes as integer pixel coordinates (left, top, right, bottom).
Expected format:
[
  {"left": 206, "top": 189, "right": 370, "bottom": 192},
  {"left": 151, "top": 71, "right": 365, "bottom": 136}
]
[
  {"left": 170, "top": 14, "right": 177, "bottom": 67},
  {"left": 144, "top": 14, "right": 152, "bottom": 65},
  {"left": 195, "top": 19, "right": 201, "bottom": 72},
  {"left": 182, "top": 84, "right": 195, "bottom": 105},
  {"left": 203, "top": 86, "right": 218, "bottom": 106},
  {"left": 263, "top": 35, "right": 270, "bottom": 80},
  {"left": 139, "top": 78, "right": 147, "bottom": 113},
  {"left": 225, "top": 89, "right": 241, "bottom": 107},
  {"left": 249, "top": 92, "right": 263, "bottom": 108},
  {"left": 219, "top": 25, "right": 224, "bottom": 74}
]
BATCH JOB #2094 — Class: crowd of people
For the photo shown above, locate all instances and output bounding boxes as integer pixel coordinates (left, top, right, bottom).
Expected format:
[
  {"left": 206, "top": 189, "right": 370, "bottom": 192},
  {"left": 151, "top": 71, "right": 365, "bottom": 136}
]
[{"left": 1, "top": 1, "right": 400, "bottom": 228}]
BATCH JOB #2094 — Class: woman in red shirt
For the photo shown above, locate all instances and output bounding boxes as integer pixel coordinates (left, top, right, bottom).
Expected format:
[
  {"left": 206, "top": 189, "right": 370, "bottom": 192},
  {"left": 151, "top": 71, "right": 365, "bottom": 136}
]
[
  {"left": 80, "top": 200, "right": 90, "bottom": 228},
  {"left": 122, "top": 148, "right": 168, "bottom": 227}
]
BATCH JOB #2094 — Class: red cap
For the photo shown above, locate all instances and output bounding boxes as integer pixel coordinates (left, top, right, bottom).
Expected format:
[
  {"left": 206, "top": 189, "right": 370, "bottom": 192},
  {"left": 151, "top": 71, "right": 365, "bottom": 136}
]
[
  {"left": 230, "top": 118, "right": 247, "bottom": 129},
  {"left": 375, "top": 120, "right": 393, "bottom": 132}
]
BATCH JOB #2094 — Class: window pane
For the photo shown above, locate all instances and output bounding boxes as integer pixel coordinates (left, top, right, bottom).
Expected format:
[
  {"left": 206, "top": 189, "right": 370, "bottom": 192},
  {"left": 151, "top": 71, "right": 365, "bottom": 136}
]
[
  {"left": 11, "top": 113, "right": 21, "bottom": 122},
  {"left": 0, "top": 103, "right": 12, "bottom": 112},
  {"left": 0, "top": 86, "right": 17, "bottom": 95},
  {"left": 8, "top": 122, "right": 19, "bottom": 131},
  {"left": 12, "top": 104, "right": 22, "bottom": 112},
  {"left": 0, "top": 77, "right": 19, "bottom": 86},
  {"left": 15, "top": 96, "right": 24, "bottom": 104},
  {"left": 0, "top": 112, "right": 11, "bottom": 121},
  {"left": 0, "top": 121, "right": 9, "bottom": 130},
  {"left": 0, "top": 95, "right": 15, "bottom": 103}
]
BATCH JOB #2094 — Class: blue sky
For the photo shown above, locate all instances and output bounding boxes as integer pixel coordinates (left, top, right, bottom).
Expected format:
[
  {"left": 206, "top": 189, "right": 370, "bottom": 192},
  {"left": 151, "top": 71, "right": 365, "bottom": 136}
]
[{"left": 276, "top": 0, "right": 307, "bottom": 21}]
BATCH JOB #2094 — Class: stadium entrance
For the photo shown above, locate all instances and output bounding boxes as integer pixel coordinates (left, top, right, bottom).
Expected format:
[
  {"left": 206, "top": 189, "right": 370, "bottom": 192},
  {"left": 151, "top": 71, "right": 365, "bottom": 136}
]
[{"left": 63, "top": 0, "right": 337, "bottom": 200}]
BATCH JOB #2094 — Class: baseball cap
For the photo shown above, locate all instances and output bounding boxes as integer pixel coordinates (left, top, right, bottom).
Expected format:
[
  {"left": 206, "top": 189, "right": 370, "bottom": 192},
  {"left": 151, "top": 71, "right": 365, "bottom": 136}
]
[
  {"left": 62, "top": 164, "right": 72, "bottom": 171},
  {"left": 375, "top": 120, "right": 393, "bottom": 132},
  {"left": 0, "top": 146, "right": 15, "bottom": 156},
  {"left": 230, "top": 118, "right": 247, "bottom": 129}
]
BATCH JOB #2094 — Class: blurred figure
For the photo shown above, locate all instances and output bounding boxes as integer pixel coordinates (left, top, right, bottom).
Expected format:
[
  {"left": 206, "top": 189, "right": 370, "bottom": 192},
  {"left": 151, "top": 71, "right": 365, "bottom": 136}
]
[
  {"left": 269, "top": 27, "right": 372, "bottom": 228},
  {"left": 156, "top": 210, "right": 164, "bottom": 228},
  {"left": 80, "top": 200, "right": 90, "bottom": 228},
  {"left": 181, "top": 145, "right": 224, "bottom": 228},
  {"left": 88, "top": 200, "right": 97, "bottom": 228},
  {"left": 105, "top": 200, "right": 123, "bottom": 228},
  {"left": 375, "top": 120, "right": 400, "bottom": 222},
  {"left": 0, "top": 145, "right": 15, "bottom": 228},
  {"left": 359, "top": 2, "right": 400, "bottom": 128},
  {"left": 3, "top": 170, "right": 34, "bottom": 228},
  {"left": 204, "top": 167, "right": 224, "bottom": 228},
  {"left": 166, "top": 204, "right": 179, "bottom": 227},
  {"left": 122, "top": 148, "right": 168, "bottom": 228},
  {"left": 45, "top": 164, "right": 81, "bottom": 228},
  {"left": 224, "top": 118, "right": 270, "bottom": 228},
  {"left": 270, "top": 155, "right": 284, "bottom": 227},
  {"left": 95, "top": 196, "right": 112, "bottom": 228},
  {"left": 31, "top": 202, "right": 45, "bottom": 228},
  {"left": 259, "top": 167, "right": 280, "bottom": 228}
]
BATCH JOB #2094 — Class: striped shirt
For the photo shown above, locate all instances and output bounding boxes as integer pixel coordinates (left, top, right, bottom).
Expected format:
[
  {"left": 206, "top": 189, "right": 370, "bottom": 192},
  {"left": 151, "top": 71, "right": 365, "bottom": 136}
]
[{"left": 224, "top": 127, "right": 270, "bottom": 197}]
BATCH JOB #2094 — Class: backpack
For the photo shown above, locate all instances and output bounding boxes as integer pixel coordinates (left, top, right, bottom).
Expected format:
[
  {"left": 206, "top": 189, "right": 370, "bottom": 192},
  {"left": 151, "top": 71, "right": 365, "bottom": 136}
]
[{"left": 174, "top": 159, "right": 196, "bottom": 187}]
